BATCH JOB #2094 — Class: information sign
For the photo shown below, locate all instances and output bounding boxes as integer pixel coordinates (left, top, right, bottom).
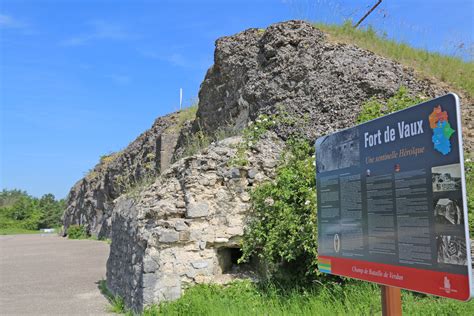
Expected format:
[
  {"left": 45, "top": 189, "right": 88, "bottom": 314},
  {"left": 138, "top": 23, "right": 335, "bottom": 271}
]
[{"left": 315, "top": 93, "right": 472, "bottom": 300}]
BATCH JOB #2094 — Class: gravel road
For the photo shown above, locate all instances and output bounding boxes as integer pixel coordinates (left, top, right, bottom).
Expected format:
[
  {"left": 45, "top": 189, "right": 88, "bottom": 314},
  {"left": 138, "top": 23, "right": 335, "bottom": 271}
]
[{"left": 0, "top": 234, "right": 110, "bottom": 315}]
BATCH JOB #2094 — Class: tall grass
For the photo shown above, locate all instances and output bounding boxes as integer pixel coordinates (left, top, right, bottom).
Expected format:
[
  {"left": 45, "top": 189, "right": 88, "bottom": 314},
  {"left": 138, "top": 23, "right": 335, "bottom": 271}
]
[
  {"left": 98, "top": 280, "right": 127, "bottom": 314},
  {"left": 135, "top": 280, "right": 474, "bottom": 316},
  {"left": 315, "top": 21, "right": 474, "bottom": 98},
  {"left": 166, "top": 104, "right": 198, "bottom": 133}
]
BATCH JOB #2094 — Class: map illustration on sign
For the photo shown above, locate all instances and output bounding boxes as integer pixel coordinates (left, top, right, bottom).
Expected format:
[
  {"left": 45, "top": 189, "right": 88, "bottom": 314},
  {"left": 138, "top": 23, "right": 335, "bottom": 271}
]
[
  {"left": 429, "top": 105, "right": 455, "bottom": 155},
  {"left": 315, "top": 93, "right": 471, "bottom": 301}
]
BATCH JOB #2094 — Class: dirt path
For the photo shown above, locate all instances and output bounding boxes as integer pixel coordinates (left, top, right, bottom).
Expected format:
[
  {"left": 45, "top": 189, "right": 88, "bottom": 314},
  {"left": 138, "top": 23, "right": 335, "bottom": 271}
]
[{"left": 0, "top": 234, "right": 110, "bottom": 315}]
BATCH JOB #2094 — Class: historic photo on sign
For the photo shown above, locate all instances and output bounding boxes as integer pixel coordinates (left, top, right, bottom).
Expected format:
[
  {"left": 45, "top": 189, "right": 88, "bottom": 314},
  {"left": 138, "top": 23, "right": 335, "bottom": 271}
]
[
  {"left": 434, "top": 197, "right": 463, "bottom": 225},
  {"left": 317, "top": 129, "right": 360, "bottom": 172},
  {"left": 432, "top": 163, "right": 462, "bottom": 192},
  {"left": 436, "top": 235, "right": 467, "bottom": 265}
]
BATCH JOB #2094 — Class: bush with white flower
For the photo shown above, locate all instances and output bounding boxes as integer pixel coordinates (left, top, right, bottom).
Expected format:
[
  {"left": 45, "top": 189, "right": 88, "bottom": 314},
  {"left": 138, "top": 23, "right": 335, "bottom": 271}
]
[{"left": 240, "top": 138, "right": 321, "bottom": 282}]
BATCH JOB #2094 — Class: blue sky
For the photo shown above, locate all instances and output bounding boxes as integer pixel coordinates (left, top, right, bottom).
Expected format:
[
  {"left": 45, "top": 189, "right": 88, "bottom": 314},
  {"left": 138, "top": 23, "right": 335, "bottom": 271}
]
[{"left": 1, "top": 0, "right": 473, "bottom": 199}]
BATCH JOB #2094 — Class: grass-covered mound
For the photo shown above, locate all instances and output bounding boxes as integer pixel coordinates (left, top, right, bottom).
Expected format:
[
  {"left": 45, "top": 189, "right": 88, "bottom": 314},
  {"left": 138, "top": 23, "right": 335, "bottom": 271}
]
[{"left": 316, "top": 21, "right": 474, "bottom": 98}]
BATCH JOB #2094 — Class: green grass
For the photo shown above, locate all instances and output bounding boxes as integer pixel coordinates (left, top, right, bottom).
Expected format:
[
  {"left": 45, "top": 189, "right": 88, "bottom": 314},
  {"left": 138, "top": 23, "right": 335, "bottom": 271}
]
[
  {"left": 315, "top": 22, "right": 474, "bottom": 98},
  {"left": 98, "top": 280, "right": 127, "bottom": 313},
  {"left": 88, "top": 235, "right": 112, "bottom": 244},
  {"left": 166, "top": 104, "right": 198, "bottom": 133},
  {"left": 130, "top": 280, "right": 474, "bottom": 315},
  {"left": 0, "top": 227, "right": 43, "bottom": 235}
]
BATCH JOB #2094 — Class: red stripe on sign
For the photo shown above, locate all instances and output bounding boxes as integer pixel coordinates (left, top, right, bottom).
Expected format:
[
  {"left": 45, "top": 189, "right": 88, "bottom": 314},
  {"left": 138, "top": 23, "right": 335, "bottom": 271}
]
[{"left": 319, "top": 256, "right": 470, "bottom": 301}]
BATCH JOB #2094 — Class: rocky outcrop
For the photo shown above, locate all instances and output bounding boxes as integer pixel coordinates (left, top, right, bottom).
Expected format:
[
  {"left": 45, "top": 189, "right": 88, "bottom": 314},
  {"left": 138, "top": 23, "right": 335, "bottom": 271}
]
[
  {"left": 194, "top": 20, "right": 473, "bottom": 148},
  {"left": 106, "top": 133, "right": 284, "bottom": 312},
  {"left": 63, "top": 113, "right": 181, "bottom": 237}
]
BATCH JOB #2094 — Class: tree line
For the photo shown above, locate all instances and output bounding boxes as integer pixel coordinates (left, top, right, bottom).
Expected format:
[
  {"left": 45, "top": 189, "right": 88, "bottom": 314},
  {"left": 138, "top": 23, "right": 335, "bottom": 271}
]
[{"left": 0, "top": 189, "right": 65, "bottom": 231}]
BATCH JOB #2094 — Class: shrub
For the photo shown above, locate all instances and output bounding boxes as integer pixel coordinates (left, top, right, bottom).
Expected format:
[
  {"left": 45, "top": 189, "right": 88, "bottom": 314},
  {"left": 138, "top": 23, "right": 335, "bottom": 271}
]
[
  {"left": 240, "top": 138, "right": 321, "bottom": 282},
  {"left": 67, "top": 224, "right": 88, "bottom": 239},
  {"left": 357, "top": 87, "right": 423, "bottom": 123}
]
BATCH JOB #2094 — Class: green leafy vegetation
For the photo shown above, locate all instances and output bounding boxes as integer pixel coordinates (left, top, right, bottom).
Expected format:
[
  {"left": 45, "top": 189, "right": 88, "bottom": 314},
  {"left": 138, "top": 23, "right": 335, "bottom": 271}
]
[
  {"left": 66, "top": 225, "right": 112, "bottom": 242},
  {"left": 466, "top": 159, "right": 474, "bottom": 233},
  {"left": 115, "top": 172, "right": 157, "bottom": 200},
  {"left": 316, "top": 21, "right": 474, "bottom": 98},
  {"left": 357, "top": 87, "right": 423, "bottom": 124},
  {"left": 67, "top": 224, "right": 89, "bottom": 239},
  {"left": 180, "top": 130, "right": 213, "bottom": 158},
  {"left": 178, "top": 127, "right": 239, "bottom": 160},
  {"left": 100, "top": 152, "right": 118, "bottom": 164},
  {"left": 0, "top": 189, "right": 65, "bottom": 234},
  {"left": 114, "top": 152, "right": 158, "bottom": 199},
  {"left": 166, "top": 104, "right": 198, "bottom": 133},
  {"left": 229, "top": 114, "right": 276, "bottom": 167},
  {"left": 98, "top": 280, "right": 127, "bottom": 313},
  {"left": 240, "top": 138, "right": 319, "bottom": 282}
]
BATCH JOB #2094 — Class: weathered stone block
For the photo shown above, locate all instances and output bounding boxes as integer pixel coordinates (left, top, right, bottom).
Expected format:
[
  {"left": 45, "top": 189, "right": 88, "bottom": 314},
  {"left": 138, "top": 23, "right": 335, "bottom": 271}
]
[
  {"left": 143, "top": 257, "right": 158, "bottom": 273},
  {"left": 175, "top": 220, "right": 188, "bottom": 231},
  {"left": 186, "top": 202, "right": 209, "bottom": 218},
  {"left": 142, "top": 273, "right": 158, "bottom": 289},
  {"left": 240, "top": 192, "right": 250, "bottom": 202},
  {"left": 230, "top": 168, "right": 241, "bottom": 178},
  {"left": 215, "top": 237, "right": 229, "bottom": 243},
  {"left": 159, "top": 230, "right": 179, "bottom": 243},
  {"left": 163, "top": 286, "right": 181, "bottom": 301},
  {"left": 175, "top": 201, "right": 186, "bottom": 208},
  {"left": 179, "top": 231, "right": 190, "bottom": 241},
  {"left": 248, "top": 168, "right": 257, "bottom": 179},
  {"left": 191, "top": 260, "right": 209, "bottom": 269}
]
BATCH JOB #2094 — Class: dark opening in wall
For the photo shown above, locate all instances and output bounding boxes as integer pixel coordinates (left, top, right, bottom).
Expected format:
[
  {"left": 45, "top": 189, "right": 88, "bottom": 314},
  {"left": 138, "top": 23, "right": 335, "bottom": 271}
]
[{"left": 217, "top": 247, "right": 243, "bottom": 273}]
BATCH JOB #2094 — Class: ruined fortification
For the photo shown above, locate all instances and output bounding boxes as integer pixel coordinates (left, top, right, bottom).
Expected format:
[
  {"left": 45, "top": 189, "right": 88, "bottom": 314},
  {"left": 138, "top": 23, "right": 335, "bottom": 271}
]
[{"left": 62, "top": 21, "right": 472, "bottom": 311}]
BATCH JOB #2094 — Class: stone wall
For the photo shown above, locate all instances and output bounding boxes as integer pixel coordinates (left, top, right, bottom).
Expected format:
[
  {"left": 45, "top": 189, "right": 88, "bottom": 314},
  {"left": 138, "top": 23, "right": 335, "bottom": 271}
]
[
  {"left": 106, "top": 133, "right": 284, "bottom": 311},
  {"left": 63, "top": 114, "right": 181, "bottom": 238}
]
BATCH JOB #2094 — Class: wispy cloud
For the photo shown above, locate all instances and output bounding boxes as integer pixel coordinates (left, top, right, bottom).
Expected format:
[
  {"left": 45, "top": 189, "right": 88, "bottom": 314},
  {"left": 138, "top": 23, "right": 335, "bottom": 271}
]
[
  {"left": 0, "top": 14, "right": 27, "bottom": 29},
  {"left": 105, "top": 74, "right": 131, "bottom": 85},
  {"left": 138, "top": 49, "right": 211, "bottom": 69},
  {"left": 61, "top": 20, "right": 132, "bottom": 46}
]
